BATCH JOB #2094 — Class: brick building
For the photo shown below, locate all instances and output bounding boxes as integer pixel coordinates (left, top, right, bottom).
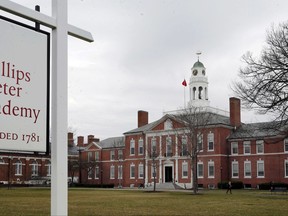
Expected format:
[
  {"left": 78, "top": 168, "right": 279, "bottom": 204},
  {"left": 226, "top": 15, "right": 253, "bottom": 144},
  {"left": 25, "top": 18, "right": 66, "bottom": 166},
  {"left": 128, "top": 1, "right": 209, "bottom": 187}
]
[
  {"left": 79, "top": 59, "right": 288, "bottom": 189},
  {"left": 0, "top": 133, "right": 79, "bottom": 185},
  {"left": 1, "top": 59, "right": 288, "bottom": 189}
]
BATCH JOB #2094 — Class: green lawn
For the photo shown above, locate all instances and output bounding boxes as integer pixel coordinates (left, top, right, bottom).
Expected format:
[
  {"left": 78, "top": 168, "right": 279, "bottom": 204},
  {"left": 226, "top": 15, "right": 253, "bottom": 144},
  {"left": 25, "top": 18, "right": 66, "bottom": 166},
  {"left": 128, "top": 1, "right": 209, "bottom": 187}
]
[{"left": 0, "top": 188, "right": 287, "bottom": 216}]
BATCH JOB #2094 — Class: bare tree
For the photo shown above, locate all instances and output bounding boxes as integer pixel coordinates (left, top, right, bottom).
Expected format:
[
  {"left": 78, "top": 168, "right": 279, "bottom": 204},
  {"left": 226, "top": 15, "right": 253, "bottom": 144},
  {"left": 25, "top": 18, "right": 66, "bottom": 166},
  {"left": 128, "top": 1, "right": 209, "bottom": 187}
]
[
  {"left": 81, "top": 150, "right": 101, "bottom": 184},
  {"left": 112, "top": 138, "right": 125, "bottom": 188},
  {"left": 174, "top": 105, "right": 212, "bottom": 194},
  {"left": 68, "top": 159, "right": 79, "bottom": 184},
  {"left": 68, "top": 151, "right": 99, "bottom": 184},
  {"left": 147, "top": 137, "right": 160, "bottom": 192},
  {"left": 233, "top": 21, "right": 288, "bottom": 126}
]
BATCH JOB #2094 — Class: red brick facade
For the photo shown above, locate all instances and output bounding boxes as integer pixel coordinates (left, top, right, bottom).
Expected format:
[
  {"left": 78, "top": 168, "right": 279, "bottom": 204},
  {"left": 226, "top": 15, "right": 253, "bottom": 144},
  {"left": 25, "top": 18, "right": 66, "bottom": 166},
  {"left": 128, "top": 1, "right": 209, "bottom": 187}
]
[
  {"left": 1, "top": 99, "right": 288, "bottom": 189},
  {"left": 80, "top": 98, "right": 288, "bottom": 189},
  {"left": 0, "top": 153, "right": 51, "bottom": 184}
]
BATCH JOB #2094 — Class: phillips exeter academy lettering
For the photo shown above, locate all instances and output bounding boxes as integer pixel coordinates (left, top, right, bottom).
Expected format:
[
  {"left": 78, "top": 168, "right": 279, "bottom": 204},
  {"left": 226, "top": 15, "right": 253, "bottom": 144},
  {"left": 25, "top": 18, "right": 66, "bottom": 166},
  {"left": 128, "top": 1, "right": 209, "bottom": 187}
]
[{"left": 0, "top": 60, "right": 40, "bottom": 124}]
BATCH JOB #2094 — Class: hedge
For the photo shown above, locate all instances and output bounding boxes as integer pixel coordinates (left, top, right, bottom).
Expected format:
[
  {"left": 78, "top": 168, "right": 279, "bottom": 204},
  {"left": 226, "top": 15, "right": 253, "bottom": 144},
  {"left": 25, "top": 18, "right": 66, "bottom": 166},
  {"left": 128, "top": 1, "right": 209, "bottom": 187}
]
[
  {"left": 258, "top": 182, "right": 288, "bottom": 190},
  {"left": 218, "top": 181, "right": 243, "bottom": 189},
  {"left": 72, "top": 183, "right": 115, "bottom": 188}
]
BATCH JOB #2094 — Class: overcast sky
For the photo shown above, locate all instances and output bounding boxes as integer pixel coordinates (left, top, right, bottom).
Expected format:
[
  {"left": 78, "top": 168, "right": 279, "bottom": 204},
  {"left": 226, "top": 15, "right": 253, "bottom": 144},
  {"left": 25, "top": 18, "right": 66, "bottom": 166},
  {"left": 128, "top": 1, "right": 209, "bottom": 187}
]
[{"left": 6, "top": 0, "right": 288, "bottom": 140}]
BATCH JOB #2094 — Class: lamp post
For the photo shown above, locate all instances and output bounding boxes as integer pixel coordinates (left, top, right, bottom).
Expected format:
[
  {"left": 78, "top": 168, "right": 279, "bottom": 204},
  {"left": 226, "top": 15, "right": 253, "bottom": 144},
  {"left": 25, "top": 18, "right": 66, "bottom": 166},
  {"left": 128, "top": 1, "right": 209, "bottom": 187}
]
[
  {"left": 78, "top": 147, "right": 82, "bottom": 184},
  {"left": 220, "top": 166, "right": 223, "bottom": 189},
  {"left": 8, "top": 156, "right": 12, "bottom": 190}
]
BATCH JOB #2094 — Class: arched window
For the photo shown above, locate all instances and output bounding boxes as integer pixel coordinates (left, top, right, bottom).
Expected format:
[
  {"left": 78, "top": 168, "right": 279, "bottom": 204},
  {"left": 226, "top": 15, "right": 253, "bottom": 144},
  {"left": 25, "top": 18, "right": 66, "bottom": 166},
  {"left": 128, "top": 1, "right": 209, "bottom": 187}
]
[
  {"left": 193, "top": 87, "right": 196, "bottom": 100},
  {"left": 164, "top": 119, "right": 173, "bottom": 130},
  {"left": 15, "top": 160, "right": 22, "bottom": 175},
  {"left": 198, "top": 86, "right": 203, "bottom": 99}
]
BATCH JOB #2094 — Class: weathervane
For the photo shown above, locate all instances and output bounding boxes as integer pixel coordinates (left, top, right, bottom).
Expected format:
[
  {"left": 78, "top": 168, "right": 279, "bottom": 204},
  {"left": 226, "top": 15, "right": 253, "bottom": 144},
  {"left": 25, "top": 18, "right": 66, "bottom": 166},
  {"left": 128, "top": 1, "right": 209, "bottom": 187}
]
[{"left": 196, "top": 51, "right": 202, "bottom": 61}]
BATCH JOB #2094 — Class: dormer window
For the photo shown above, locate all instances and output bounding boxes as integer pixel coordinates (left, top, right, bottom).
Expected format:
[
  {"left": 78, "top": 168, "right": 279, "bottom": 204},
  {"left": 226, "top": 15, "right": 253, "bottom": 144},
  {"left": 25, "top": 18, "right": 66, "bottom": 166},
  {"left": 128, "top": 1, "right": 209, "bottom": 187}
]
[{"left": 164, "top": 119, "right": 173, "bottom": 130}]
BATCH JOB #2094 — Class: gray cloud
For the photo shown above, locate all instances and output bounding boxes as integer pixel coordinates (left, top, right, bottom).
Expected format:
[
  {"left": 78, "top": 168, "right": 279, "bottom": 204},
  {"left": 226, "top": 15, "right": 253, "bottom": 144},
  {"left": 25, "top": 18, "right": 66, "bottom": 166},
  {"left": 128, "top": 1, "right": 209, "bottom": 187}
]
[{"left": 9, "top": 0, "right": 288, "bottom": 139}]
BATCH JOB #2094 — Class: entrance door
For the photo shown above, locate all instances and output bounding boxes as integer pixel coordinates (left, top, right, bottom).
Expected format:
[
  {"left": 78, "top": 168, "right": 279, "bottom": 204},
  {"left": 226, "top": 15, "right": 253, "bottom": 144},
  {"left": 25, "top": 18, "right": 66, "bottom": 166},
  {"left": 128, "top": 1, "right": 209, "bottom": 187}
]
[{"left": 165, "top": 166, "right": 173, "bottom": 182}]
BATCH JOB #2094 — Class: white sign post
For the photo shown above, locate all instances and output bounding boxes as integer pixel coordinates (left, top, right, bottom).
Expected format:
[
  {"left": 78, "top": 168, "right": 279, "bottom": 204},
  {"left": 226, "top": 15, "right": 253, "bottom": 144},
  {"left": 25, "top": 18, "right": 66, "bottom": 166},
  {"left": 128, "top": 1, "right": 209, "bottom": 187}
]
[
  {"left": 51, "top": 1, "right": 69, "bottom": 215},
  {"left": 0, "top": 1, "right": 93, "bottom": 215}
]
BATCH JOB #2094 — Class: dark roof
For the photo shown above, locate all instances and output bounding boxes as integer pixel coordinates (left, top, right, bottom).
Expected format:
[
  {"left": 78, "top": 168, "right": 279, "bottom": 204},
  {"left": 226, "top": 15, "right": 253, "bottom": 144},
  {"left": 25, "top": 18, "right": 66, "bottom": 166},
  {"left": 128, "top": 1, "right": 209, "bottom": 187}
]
[
  {"left": 203, "top": 112, "right": 231, "bottom": 126},
  {"left": 228, "top": 121, "right": 287, "bottom": 140},
  {"left": 123, "top": 118, "right": 163, "bottom": 134},
  {"left": 99, "top": 136, "right": 125, "bottom": 149},
  {"left": 68, "top": 145, "right": 83, "bottom": 156},
  {"left": 124, "top": 112, "right": 232, "bottom": 135}
]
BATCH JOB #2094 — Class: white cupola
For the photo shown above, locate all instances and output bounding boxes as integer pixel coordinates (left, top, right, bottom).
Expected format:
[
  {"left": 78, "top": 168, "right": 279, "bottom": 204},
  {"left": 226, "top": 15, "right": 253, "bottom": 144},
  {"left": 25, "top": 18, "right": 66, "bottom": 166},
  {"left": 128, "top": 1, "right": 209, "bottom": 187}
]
[{"left": 188, "top": 59, "right": 210, "bottom": 108}]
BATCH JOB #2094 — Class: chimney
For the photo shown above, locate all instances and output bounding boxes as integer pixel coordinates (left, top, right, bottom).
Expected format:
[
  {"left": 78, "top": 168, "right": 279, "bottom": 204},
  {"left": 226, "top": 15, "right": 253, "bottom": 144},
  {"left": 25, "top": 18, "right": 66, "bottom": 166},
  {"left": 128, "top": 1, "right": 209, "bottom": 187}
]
[
  {"left": 67, "top": 132, "right": 74, "bottom": 147},
  {"left": 229, "top": 97, "right": 241, "bottom": 128},
  {"left": 138, "top": 110, "right": 148, "bottom": 128},
  {"left": 88, "top": 135, "right": 95, "bottom": 144},
  {"left": 77, "top": 136, "right": 84, "bottom": 147}
]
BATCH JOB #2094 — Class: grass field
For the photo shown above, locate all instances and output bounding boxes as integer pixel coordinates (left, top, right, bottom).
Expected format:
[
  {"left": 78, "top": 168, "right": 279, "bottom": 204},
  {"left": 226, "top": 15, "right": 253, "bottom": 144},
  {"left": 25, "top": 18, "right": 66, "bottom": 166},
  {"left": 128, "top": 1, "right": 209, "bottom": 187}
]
[{"left": 0, "top": 188, "right": 287, "bottom": 216}]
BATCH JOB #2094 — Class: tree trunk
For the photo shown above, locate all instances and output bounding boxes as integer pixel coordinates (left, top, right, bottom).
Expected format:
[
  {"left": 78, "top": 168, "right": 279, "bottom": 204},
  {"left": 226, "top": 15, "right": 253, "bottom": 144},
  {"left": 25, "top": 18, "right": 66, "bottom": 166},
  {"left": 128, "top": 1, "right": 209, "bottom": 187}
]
[
  {"left": 191, "top": 155, "right": 198, "bottom": 194},
  {"left": 153, "top": 164, "right": 156, "bottom": 192}
]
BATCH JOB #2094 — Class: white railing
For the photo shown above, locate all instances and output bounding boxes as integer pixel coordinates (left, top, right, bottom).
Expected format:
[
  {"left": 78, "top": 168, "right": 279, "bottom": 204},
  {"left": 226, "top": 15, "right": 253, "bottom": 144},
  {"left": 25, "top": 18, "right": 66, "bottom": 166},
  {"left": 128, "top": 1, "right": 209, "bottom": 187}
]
[{"left": 163, "top": 106, "right": 229, "bottom": 117}]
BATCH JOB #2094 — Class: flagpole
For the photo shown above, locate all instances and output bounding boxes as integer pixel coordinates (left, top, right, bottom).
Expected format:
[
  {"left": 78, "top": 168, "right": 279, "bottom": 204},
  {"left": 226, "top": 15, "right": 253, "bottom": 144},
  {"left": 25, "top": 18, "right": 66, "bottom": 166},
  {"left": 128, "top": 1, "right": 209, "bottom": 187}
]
[{"left": 184, "top": 85, "right": 186, "bottom": 108}]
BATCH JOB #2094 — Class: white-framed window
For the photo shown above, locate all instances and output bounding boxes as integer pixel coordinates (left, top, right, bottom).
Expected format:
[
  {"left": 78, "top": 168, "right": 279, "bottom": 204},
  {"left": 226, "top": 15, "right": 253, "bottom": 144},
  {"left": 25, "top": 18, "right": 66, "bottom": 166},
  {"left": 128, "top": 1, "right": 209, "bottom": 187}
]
[
  {"left": 257, "top": 160, "right": 265, "bottom": 178},
  {"left": 118, "top": 165, "right": 123, "bottom": 180},
  {"left": 208, "top": 161, "right": 214, "bottom": 178},
  {"left": 285, "top": 160, "right": 288, "bottom": 178},
  {"left": 130, "top": 164, "right": 135, "bottom": 179},
  {"left": 95, "top": 151, "right": 100, "bottom": 161},
  {"left": 232, "top": 161, "right": 239, "bottom": 178},
  {"left": 256, "top": 140, "right": 264, "bottom": 154},
  {"left": 139, "top": 139, "right": 144, "bottom": 155},
  {"left": 88, "top": 168, "right": 93, "bottom": 179},
  {"left": 110, "top": 165, "right": 115, "bottom": 179},
  {"left": 164, "top": 119, "right": 173, "bottom": 130},
  {"left": 0, "top": 158, "right": 4, "bottom": 164},
  {"left": 46, "top": 160, "right": 51, "bottom": 176},
  {"left": 244, "top": 161, "right": 251, "bottom": 178},
  {"left": 182, "top": 161, "right": 188, "bottom": 178},
  {"left": 284, "top": 139, "right": 288, "bottom": 152},
  {"left": 15, "top": 160, "right": 22, "bottom": 176},
  {"left": 88, "top": 152, "right": 93, "bottom": 162},
  {"left": 207, "top": 132, "right": 214, "bottom": 151},
  {"left": 118, "top": 149, "right": 123, "bottom": 160},
  {"left": 130, "top": 139, "right": 135, "bottom": 155},
  {"left": 243, "top": 141, "right": 251, "bottom": 155},
  {"left": 138, "top": 164, "right": 144, "bottom": 179},
  {"left": 166, "top": 137, "right": 172, "bottom": 157},
  {"left": 231, "top": 142, "right": 238, "bottom": 155},
  {"left": 31, "top": 160, "right": 38, "bottom": 176},
  {"left": 110, "top": 150, "right": 115, "bottom": 161},
  {"left": 197, "top": 134, "right": 203, "bottom": 151},
  {"left": 181, "top": 136, "right": 188, "bottom": 156},
  {"left": 95, "top": 166, "right": 100, "bottom": 179},
  {"left": 197, "top": 162, "right": 204, "bottom": 178},
  {"left": 151, "top": 138, "right": 157, "bottom": 154}
]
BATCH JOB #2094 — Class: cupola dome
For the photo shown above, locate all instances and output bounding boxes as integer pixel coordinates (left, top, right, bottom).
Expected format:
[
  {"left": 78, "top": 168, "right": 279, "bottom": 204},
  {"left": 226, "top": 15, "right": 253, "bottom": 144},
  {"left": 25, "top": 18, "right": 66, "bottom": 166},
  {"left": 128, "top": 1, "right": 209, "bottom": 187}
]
[{"left": 192, "top": 60, "right": 204, "bottom": 68}]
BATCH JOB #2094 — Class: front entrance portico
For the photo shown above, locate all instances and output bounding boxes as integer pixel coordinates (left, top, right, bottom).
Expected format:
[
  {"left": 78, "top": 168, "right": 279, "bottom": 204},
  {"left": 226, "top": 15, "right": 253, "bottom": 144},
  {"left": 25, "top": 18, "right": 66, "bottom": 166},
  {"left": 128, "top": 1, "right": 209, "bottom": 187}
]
[{"left": 163, "top": 160, "right": 174, "bottom": 183}]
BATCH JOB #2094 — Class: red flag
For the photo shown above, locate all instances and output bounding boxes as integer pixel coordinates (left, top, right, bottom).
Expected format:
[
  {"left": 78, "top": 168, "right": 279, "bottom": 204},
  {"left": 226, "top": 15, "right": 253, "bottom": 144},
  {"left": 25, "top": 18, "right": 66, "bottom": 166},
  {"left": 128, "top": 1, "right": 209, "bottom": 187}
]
[{"left": 182, "top": 79, "right": 187, "bottom": 87}]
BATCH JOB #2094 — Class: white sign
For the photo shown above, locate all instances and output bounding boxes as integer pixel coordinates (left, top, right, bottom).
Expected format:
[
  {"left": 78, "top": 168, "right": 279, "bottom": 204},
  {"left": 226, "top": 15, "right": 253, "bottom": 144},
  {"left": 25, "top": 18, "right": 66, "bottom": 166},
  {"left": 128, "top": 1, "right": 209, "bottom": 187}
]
[{"left": 0, "top": 17, "right": 49, "bottom": 152}]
